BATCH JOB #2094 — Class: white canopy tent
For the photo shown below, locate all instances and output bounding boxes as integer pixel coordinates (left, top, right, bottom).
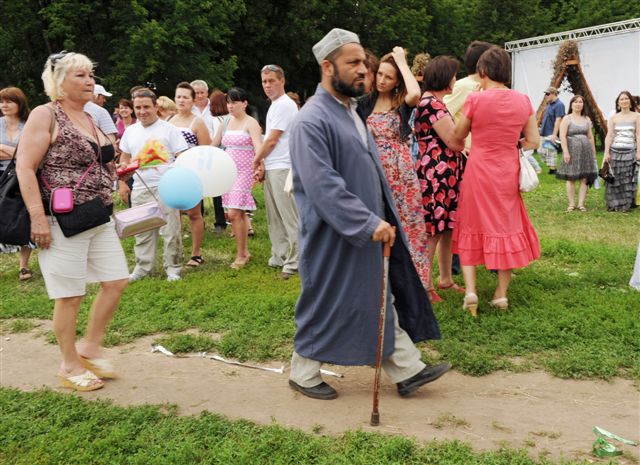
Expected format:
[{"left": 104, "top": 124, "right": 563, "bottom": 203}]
[{"left": 506, "top": 19, "right": 640, "bottom": 118}]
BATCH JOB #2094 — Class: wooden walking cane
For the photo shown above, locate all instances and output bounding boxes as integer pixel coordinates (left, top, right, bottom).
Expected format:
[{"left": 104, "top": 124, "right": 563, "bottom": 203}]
[{"left": 370, "top": 234, "right": 393, "bottom": 426}]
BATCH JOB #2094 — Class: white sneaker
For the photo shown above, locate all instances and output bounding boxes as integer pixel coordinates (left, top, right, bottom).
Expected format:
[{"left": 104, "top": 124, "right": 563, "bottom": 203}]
[
  {"left": 128, "top": 272, "right": 147, "bottom": 283},
  {"left": 166, "top": 273, "right": 181, "bottom": 282}
]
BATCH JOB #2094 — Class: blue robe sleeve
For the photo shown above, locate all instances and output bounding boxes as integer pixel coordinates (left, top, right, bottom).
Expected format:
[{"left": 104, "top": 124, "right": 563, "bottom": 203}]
[{"left": 291, "top": 120, "right": 381, "bottom": 247}]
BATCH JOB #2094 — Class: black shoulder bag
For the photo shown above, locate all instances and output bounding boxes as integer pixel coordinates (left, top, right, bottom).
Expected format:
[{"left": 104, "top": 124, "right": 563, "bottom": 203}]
[{"left": 0, "top": 147, "right": 31, "bottom": 245}]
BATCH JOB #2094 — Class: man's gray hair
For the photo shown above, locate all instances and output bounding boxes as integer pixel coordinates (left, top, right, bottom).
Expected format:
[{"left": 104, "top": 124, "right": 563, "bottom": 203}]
[{"left": 190, "top": 79, "right": 208, "bottom": 91}]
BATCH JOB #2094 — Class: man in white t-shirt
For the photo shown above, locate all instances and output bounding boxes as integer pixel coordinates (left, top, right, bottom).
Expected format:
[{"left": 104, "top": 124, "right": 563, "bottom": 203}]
[
  {"left": 118, "top": 88, "right": 189, "bottom": 282},
  {"left": 254, "top": 65, "right": 300, "bottom": 279}
]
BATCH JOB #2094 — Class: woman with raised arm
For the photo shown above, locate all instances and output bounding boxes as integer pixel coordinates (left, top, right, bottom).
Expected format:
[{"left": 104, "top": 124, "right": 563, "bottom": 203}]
[{"left": 357, "top": 46, "right": 430, "bottom": 291}]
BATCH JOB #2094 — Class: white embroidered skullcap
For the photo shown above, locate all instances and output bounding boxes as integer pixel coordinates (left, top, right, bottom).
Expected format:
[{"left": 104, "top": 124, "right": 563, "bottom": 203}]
[{"left": 312, "top": 28, "right": 360, "bottom": 64}]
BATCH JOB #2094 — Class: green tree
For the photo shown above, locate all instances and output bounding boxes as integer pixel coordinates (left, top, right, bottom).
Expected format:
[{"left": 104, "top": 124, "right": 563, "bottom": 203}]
[
  {"left": 0, "top": 0, "right": 243, "bottom": 104},
  {"left": 471, "top": 0, "right": 546, "bottom": 45},
  {"left": 230, "top": 0, "right": 432, "bottom": 117},
  {"left": 0, "top": 0, "right": 50, "bottom": 104},
  {"left": 425, "top": 0, "right": 480, "bottom": 65},
  {"left": 551, "top": 0, "right": 640, "bottom": 32}
]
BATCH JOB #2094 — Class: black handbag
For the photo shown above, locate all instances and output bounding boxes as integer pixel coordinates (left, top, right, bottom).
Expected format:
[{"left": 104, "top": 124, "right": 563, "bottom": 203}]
[
  {"left": 0, "top": 157, "right": 31, "bottom": 245},
  {"left": 599, "top": 160, "right": 615, "bottom": 184},
  {"left": 54, "top": 197, "right": 112, "bottom": 238}
]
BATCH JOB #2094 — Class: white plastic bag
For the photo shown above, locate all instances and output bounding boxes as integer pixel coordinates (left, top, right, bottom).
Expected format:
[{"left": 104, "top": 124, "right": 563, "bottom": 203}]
[
  {"left": 630, "top": 242, "right": 640, "bottom": 291},
  {"left": 519, "top": 149, "right": 539, "bottom": 192}
]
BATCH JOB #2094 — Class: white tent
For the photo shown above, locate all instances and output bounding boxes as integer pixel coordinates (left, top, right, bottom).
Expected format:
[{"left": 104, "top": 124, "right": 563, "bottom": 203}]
[{"left": 506, "top": 19, "right": 640, "bottom": 118}]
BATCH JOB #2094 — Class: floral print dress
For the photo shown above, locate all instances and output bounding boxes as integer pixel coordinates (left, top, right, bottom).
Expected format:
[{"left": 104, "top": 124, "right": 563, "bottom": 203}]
[
  {"left": 367, "top": 110, "right": 430, "bottom": 288},
  {"left": 415, "top": 95, "right": 465, "bottom": 236}
]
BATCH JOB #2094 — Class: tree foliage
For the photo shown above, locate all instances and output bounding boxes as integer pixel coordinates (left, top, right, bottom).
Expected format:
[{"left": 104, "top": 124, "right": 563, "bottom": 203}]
[{"left": 0, "top": 0, "right": 638, "bottom": 110}]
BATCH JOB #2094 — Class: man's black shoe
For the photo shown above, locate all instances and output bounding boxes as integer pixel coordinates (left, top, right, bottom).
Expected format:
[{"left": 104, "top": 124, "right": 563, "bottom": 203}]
[
  {"left": 396, "top": 362, "right": 451, "bottom": 397},
  {"left": 548, "top": 168, "right": 557, "bottom": 174},
  {"left": 288, "top": 379, "right": 338, "bottom": 400}
]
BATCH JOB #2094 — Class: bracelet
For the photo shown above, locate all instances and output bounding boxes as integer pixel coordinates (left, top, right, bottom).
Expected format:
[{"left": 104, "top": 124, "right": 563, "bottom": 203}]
[{"left": 27, "top": 204, "right": 44, "bottom": 212}]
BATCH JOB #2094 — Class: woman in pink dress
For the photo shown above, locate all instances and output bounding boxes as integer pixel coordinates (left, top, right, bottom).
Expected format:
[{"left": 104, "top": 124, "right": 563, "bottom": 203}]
[
  {"left": 212, "top": 87, "right": 262, "bottom": 269},
  {"left": 357, "top": 47, "right": 431, "bottom": 290},
  {"left": 452, "top": 47, "right": 540, "bottom": 316}
]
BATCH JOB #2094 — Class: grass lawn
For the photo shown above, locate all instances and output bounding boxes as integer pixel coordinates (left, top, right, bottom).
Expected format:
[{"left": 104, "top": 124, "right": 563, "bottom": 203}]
[{"left": 0, "top": 155, "right": 638, "bottom": 464}]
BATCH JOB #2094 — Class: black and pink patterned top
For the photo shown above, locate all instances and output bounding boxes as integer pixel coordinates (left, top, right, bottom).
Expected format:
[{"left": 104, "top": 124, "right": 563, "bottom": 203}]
[{"left": 38, "top": 102, "right": 116, "bottom": 210}]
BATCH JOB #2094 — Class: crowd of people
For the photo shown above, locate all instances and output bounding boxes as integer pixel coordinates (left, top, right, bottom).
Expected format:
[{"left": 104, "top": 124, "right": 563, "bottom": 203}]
[{"left": 0, "top": 30, "right": 638, "bottom": 395}]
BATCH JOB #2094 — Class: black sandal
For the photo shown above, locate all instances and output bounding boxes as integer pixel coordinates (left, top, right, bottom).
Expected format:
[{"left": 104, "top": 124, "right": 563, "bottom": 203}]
[
  {"left": 19, "top": 268, "right": 32, "bottom": 281},
  {"left": 186, "top": 256, "right": 204, "bottom": 267}
]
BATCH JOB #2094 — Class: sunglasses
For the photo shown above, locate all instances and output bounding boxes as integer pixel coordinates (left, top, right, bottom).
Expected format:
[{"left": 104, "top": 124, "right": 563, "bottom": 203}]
[
  {"left": 261, "top": 64, "right": 283, "bottom": 74},
  {"left": 131, "top": 89, "right": 156, "bottom": 99},
  {"left": 48, "top": 51, "right": 69, "bottom": 73}
]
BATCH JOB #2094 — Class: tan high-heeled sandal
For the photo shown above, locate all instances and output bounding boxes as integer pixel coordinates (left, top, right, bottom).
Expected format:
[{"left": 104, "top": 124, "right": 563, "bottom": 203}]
[
  {"left": 463, "top": 293, "right": 478, "bottom": 317},
  {"left": 489, "top": 297, "right": 508, "bottom": 311}
]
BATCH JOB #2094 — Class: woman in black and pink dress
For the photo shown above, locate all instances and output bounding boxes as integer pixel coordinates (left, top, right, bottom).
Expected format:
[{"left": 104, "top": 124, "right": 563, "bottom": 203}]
[{"left": 414, "top": 56, "right": 466, "bottom": 303}]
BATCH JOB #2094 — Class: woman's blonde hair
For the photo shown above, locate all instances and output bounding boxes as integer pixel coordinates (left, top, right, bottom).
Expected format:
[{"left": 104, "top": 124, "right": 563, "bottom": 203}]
[
  {"left": 157, "top": 96, "right": 177, "bottom": 112},
  {"left": 41, "top": 52, "right": 94, "bottom": 101}
]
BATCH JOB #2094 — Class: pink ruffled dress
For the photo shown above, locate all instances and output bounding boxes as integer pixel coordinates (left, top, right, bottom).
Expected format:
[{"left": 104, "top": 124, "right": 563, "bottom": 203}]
[{"left": 452, "top": 89, "right": 540, "bottom": 270}]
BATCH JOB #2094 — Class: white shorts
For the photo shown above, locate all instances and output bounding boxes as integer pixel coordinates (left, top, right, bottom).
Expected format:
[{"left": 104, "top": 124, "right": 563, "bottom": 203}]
[{"left": 39, "top": 217, "right": 129, "bottom": 299}]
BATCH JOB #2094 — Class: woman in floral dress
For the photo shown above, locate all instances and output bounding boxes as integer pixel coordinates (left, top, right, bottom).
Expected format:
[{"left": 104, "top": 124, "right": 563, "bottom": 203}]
[
  {"left": 358, "top": 47, "right": 430, "bottom": 290},
  {"left": 415, "top": 56, "right": 466, "bottom": 302}
]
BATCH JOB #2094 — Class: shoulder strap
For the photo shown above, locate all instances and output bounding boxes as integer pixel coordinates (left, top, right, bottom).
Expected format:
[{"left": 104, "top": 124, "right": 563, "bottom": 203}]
[{"left": 47, "top": 105, "right": 57, "bottom": 135}]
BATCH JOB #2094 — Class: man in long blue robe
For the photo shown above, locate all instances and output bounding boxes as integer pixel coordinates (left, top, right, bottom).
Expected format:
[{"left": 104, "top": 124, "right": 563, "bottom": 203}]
[{"left": 288, "top": 28, "right": 450, "bottom": 400}]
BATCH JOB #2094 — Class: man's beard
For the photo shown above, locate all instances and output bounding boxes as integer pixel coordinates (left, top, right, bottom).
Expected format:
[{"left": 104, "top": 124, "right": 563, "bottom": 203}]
[{"left": 331, "top": 68, "right": 365, "bottom": 98}]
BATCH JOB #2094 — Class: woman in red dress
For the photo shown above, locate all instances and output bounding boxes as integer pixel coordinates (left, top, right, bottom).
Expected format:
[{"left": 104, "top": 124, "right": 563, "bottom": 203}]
[{"left": 452, "top": 47, "right": 540, "bottom": 316}]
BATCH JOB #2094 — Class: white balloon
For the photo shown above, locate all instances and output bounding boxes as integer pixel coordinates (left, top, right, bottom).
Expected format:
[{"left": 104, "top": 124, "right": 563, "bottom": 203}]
[{"left": 174, "top": 146, "right": 238, "bottom": 197}]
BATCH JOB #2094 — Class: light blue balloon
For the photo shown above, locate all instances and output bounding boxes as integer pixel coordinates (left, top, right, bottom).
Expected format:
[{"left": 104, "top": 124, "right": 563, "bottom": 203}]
[{"left": 158, "top": 166, "right": 203, "bottom": 210}]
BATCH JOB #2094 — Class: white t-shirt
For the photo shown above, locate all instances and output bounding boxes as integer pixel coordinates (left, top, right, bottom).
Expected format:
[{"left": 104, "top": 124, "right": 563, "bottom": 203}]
[
  {"left": 120, "top": 118, "right": 188, "bottom": 190},
  {"left": 264, "top": 93, "right": 298, "bottom": 170}
]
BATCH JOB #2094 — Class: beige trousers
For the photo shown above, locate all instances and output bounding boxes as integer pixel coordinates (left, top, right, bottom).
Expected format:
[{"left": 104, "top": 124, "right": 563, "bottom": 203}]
[
  {"left": 263, "top": 168, "right": 299, "bottom": 273},
  {"left": 130, "top": 187, "right": 182, "bottom": 277},
  {"left": 290, "top": 307, "right": 426, "bottom": 387}
]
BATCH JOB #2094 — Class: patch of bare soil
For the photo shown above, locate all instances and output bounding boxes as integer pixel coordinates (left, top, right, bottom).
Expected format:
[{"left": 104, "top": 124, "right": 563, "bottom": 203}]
[{"left": 1, "top": 327, "right": 638, "bottom": 463}]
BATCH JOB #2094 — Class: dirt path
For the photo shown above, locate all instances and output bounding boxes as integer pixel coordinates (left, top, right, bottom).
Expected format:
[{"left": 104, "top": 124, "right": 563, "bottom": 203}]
[{"left": 1, "top": 327, "right": 638, "bottom": 462}]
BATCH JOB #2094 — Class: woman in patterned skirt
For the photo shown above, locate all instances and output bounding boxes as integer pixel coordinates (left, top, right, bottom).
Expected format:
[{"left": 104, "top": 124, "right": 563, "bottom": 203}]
[
  {"left": 604, "top": 91, "right": 640, "bottom": 212},
  {"left": 357, "top": 47, "right": 431, "bottom": 291},
  {"left": 212, "top": 88, "right": 262, "bottom": 268},
  {"left": 414, "top": 56, "right": 466, "bottom": 303}
]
